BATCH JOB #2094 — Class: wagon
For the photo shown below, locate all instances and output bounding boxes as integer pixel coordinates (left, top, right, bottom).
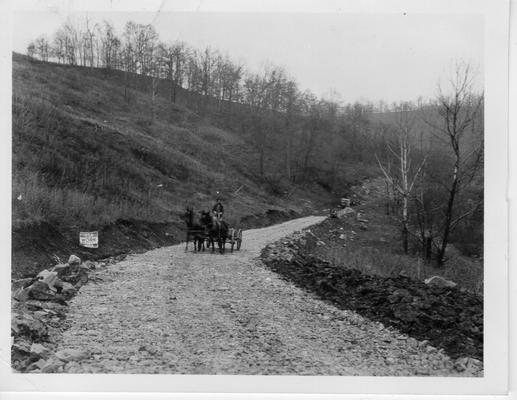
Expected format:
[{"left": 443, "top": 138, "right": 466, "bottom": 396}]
[{"left": 227, "top": 228, "right": 243, "bottom": 252}]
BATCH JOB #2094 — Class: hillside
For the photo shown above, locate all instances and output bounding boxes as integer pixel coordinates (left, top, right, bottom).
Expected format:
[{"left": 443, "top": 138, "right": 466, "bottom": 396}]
[{"left": 11, "top": 53, "right": 339, "bottom": 277}]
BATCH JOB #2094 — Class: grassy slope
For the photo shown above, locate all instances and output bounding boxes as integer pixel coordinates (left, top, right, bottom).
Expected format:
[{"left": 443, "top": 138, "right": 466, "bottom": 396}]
[
  {"left": 12, "top": 54, "right": 333, "bottom": 275},
  {"left": 309, "top": 179, "right": 483, "bottom": 294}
]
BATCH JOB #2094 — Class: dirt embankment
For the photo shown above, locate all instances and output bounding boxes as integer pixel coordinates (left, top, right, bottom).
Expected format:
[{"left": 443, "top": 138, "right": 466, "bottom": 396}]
[
  {"left": 260, "top": 227, "right": 483, "bottom": 362},
  {"left": 12, "top": 208, "right": 305, "bottom": 279}
]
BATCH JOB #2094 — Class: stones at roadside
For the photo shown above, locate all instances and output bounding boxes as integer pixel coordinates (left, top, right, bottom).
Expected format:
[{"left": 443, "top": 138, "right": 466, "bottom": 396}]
[
  {"left": 336, "top": 207, "right": 356, "bottom": 219},
  {"left": 453, "top": 357, "right": 467, "bottom": 372},
  {"left": 36, "top": 270, "right": 59, "bottom": 292},
  {"left": 453, "top": 357, "right": 482, "bottom": 373},
  {"left": 11, "top": 254, "right": 96, "bottom": 373},
  {"left": 30, "top": 343, "right": 51, "bottom": 359},
  {"left": 12, "top": 286, "right": 31, "bottom": 301},
  {"left": 388, "top": 288, "right": 411, "bottom": 303},
  {"left": 26, "top": 299, "right": 67, "bottom": 314},
  {"left": 55, "top": 348, "right": 90, "bottom": 363},
  {"left": 33, "top": 310, "right": 49, "bottom": 319},
  {"left": 68, "top": 255, "right": 82, "bottom": 266},
  {"left": 11, "top": 277, "right": 36, "bottom": 291},
  {"left": 61, "top": 266, "right": 89, "bottom": 288},
  {"left": 426, "top": 345, "right": 437, "bottom": 353},
  {"left": 12, "top": 338, "right": 31, "bottom": 356},
  {"left": 261, "top": 233, "right": 483, "bottom": 361},
  {"left": 41, "top": 358, "right": 65, "bottom": 373},
  {"left": 27, "top": 358, "right": 47, "bottom": 372},
  {"left": 424, "top": 276, "right": 457, "bottom": 288},
  {"left": 26, "top": 281, "right": 67, "bottom": 304},
  {"left": 51, "top": 263, "right": 71, "bottom": 277},
  {"left": 12, "top": 313, "right": 48, "bottom": 340},
  {"left": 55, "top": 281, "right": 77, "bottom": 299},
  {"left": 83, "top": 261, "right": 97, "bottom": 270},
  {"left": 64, "top": 360, "right": 81, "bottom": 372}
]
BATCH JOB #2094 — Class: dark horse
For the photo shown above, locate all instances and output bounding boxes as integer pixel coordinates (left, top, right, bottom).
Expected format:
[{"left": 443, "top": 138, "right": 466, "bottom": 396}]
[
  {"left": 182, "top": 207, "right": 206, "bottom": 252},
  {"left": 200, "top": 210, "right": 228, "bottom": 254}
]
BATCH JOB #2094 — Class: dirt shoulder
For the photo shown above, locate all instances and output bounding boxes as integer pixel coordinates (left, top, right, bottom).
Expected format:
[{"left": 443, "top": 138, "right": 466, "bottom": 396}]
[{"left": 12, "top": 208, "right": 309, "bottom": 279}]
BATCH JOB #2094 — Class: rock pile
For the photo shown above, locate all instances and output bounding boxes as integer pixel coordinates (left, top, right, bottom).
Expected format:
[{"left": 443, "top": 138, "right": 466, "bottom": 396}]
[
  {"left": 261, "top": 234, "right": 483, "bottom": 362},
  {"left": 11, "top": 254, "right": 101, "bottom": 373}
]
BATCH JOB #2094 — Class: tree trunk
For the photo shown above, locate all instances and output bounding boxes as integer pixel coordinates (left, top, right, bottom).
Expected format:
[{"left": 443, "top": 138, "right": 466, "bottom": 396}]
[
  {"left": 402, "top": 194, "right": 409, "bottom": 254},
  {"left": 437, "top": 156, "right": 460, "bottom": 266},
  {"left": 284, "top": 118, "right": 292, "bottom": 182}
]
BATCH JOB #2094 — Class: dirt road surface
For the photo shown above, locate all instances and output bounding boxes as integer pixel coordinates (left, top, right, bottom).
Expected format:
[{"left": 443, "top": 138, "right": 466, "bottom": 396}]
[{"left": 54, "top": 216, "right": 475, "bottom": 375}]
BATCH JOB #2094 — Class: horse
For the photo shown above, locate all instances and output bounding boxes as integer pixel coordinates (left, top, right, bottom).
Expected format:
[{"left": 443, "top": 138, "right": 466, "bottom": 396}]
[
  {"left": 181, "top": 207, "right": 206, "bottom": 252},
  {"left": 200, "top": 210, "right": 228, "bottom": 254}
]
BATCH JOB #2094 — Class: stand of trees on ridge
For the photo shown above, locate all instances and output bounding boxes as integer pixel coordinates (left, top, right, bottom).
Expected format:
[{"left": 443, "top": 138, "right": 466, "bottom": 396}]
[{"left": 23, "top": 18, "right": 484, "bottom": 266}]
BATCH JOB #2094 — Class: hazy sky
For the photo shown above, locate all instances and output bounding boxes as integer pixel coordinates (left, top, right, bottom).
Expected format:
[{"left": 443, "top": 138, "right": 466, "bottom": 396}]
[{"left": 12, "top": 9, "right": 483, "bottom": 104}]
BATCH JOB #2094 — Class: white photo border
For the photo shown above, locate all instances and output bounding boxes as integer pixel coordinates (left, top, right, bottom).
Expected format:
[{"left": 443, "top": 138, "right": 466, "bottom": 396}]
[{"left": 0, "top": 0, "right": 511, "bottom": 398}]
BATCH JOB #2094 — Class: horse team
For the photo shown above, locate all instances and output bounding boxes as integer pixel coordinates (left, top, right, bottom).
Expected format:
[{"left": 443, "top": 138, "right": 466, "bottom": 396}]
[{"left": 182, "top": 207, "right": 242, "bottom": 254}]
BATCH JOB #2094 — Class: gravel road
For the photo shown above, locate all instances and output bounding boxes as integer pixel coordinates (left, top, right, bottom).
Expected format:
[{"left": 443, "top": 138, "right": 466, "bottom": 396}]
[{"left": 54, "top": 216, "right": 478, "bottom": 375}]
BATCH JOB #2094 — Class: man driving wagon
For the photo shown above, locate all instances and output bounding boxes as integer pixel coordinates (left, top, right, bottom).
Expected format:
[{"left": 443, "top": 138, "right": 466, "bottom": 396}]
[{"left": 212, "top": 193, "right": 224, "bottom": 224}]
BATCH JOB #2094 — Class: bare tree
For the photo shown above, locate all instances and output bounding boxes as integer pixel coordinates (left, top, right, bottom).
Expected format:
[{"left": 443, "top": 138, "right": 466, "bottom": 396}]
[
  {"left": 98, "top": 20, "right": 120, "bottom": 69},
  {"left": 426, "top": 62, "right": 484, "bottom": 266},
  {"left": 376, "top": 103, "right": 427, "bottom": 254},
  {"left": 26, "top": 42, "right": 36, "bottom": 59},
  {"left": 84, "top": 16, "right": 98, "bottom": 67},
  {"left": 34, "top": 36, "right": 50, "bottom": 61},
  {"left": 171, "top": 42, "right": 187, "bottom": 103},
  {"left": 281, "top": 78, "right": 300, "bottom": 181}
]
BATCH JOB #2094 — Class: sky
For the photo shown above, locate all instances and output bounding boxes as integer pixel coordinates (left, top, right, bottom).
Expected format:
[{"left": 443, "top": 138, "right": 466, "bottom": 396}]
[{"left": 11, "top": 8, "right": 483, "bottom": 104}]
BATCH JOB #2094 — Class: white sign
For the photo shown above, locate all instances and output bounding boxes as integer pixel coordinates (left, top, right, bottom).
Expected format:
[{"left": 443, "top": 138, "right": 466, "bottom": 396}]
[{"left": 79, "top": 231, "right": 99, "bottom": 248}]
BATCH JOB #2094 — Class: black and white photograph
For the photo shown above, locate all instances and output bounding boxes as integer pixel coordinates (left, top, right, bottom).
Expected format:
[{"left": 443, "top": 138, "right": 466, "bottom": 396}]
[{"left": 1, "top": 0, "right": 511, "bottom": 397}]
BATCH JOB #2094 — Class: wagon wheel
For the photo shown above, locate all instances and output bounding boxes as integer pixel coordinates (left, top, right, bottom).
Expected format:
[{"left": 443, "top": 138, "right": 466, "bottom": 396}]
[{"left": 236, "top": 232, "right": 242, "bottom": 250}]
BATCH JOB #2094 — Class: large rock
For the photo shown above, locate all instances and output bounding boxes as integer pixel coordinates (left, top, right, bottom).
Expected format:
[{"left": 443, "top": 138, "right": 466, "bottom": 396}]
[
  {"left": 25, "top": 299, "right": 67, "bottom": 314},
  {"left": 11, "top": 338, "right": 31, "bottom": 356},
  {"left": 424, "top": 276, "right": 457, "bottom": 288},
  {"left": 36, "top": 270, "right": 59, "bottom": 292},
  {"left": 61, "top": 266, "right": 89, "bottom": 288},
  {"left": 27, "top": 358, "right": 47, "bottom": 372},
  {"left": 11, "top": 278, "right": 36, "bottom": 291},
  {"left": 11, "top": 338, "right": 32, "bottom": 370},
  {"left": 55, "top": 281, "right": 77, "bottom": 299},
  {"left": 55, "top": 348, "right": 89, "bottom": 362},
  {"left": 51, "top": 263, "right": 71, "bottom": 277},
  {"left": 27, "top": 281, "right": 66, "bottom": 304},
  {"left": 68, "top": 255, "right": 82, "bottom": 266},
  {"left": 83, "top": 260, "right": 97, "bottom": 270},
  {"left": 336, "top": 207, "right": 356, "bottom": 219},
  {"left": 12, "top": 286, "right": 31, "bottom": 302},
  {"left": 41, "top": 358, "right": 65, "bottom": 373},
  {"left": 30, "top": 343, "right": 51, "bottom": 359},
  {"left": 11, "top": 313, "right": 48, "bottom": 340}
]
